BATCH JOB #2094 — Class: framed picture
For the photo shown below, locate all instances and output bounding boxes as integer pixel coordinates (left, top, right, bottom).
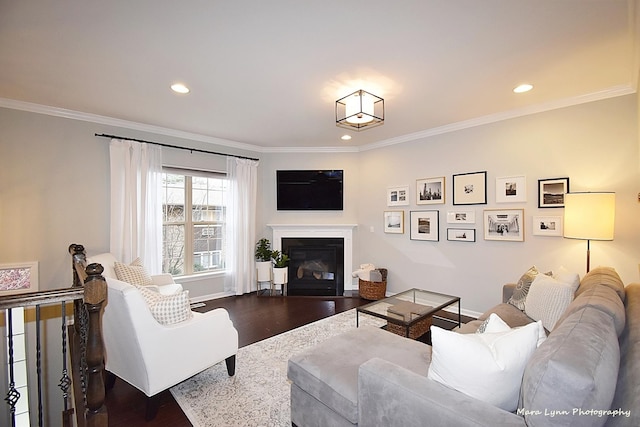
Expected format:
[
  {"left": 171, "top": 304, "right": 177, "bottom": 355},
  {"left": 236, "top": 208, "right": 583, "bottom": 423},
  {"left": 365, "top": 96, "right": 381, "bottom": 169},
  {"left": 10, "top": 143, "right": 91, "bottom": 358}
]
[
  {"left": 496, "top": 175, "right": 527, "bottom": 203},
  {"left": 447, "top": 228, "right": 476, "bottom": 242},
  {"left": 532, "top": 216, "right": 563, "bottom": 237},
  {"left": 387, "top": 185, "right": 409, "bottom": 206},
  {"left": 446, "top": 210, "right": 476, "bottom": 224},
  {"left": 0, "top": 262, "right": 39, "bottom": 296},
  {"left": 410, "top": 211, "right": 439, "bottom": 241},
  {"left": 452, "top": 171, "right": 487, "bottom": 205},
  {"left": 483, "top": 209, "right": 525, "bottom": 242},
  {"left": 384, "top": 210, "right": 405, "bottom": 234},
  {"left": 538, "top": 177, "right": 570, "bottom": 208},
  {"left": 416, "top": 177, "right": 445, "bottom": 205}
]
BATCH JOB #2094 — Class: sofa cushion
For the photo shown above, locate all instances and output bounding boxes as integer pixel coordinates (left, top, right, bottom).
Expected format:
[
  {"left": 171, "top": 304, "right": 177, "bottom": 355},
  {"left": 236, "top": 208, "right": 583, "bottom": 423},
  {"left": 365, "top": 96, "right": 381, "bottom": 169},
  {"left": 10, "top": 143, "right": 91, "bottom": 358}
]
[
  {"left": 428, "top": 322, "right": 540, "bottom": 412},
  {"left": 524, "top": 274, "right": 575, "bottom": 331},
  {"left": 520, "top": 306, "right": 620, "bottom": 427},
  {"left": 477, "top": 302, "right": 536, "bottom": 328},
  {"left": 555, "top": 284, "right": 626, "bottom": 336},
  {"left": 288, "top": 326, "right": 430, "bottom": 424},
  {"left": 576, "top": 266, "right": 625, "bottom": 302}
]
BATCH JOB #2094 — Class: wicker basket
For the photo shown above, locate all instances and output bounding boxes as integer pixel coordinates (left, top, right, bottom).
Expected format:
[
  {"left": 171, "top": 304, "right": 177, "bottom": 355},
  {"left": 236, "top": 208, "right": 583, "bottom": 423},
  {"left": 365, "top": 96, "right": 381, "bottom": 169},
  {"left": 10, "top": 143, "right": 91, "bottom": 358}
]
[
  {"left": 386, "top": 316, "right": 432, "bottom": 339},
  {"left": 358, "top": 268, "right": 387, "bottom": 300}
]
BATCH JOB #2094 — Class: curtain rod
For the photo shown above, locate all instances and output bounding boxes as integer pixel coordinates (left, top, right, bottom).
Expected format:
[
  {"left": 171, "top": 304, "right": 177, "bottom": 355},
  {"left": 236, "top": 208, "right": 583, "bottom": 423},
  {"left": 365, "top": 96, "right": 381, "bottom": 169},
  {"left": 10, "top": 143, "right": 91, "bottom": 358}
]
[{"left": 94, "top": 133, "right": 259, "bottom": 161}]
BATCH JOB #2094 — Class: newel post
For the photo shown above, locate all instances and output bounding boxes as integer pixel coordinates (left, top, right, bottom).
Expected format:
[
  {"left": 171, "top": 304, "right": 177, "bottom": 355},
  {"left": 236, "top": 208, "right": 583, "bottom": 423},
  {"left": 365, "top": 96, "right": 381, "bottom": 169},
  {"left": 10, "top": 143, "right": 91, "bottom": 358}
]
[{"left": 83, "top": 263, "right": 108, "bottom": 426}]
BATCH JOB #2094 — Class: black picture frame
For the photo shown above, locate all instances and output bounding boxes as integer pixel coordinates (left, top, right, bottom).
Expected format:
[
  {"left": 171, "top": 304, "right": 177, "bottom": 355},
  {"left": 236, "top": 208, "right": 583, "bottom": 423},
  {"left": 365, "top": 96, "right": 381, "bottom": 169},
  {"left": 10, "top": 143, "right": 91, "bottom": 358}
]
[
  {"left": 538, "top": 177, "right": 569, "bottom": 208},
  {"left": 453, "top": 171, "right": 487, "bottom": 205}
]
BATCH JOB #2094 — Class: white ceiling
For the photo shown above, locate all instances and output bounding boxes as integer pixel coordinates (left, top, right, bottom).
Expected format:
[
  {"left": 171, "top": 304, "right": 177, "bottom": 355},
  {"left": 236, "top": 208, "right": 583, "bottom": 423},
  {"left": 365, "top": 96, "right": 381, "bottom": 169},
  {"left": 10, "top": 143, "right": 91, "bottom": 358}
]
[{"left": 0, "top": 1, "right": 637, "bottom": 150}]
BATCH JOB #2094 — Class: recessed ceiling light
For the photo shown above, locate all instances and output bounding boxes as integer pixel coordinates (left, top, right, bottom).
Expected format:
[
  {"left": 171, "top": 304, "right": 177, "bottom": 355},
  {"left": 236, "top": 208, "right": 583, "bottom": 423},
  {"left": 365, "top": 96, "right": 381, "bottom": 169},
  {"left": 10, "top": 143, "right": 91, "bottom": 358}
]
[
  {"left": 171, "top": 83, "right": 190, "bottom": 94},
  {"left": 513, "top": 83, "right": 533, "bottom": 93},
  {"left": 341, "top": 135, "right": 352, "bottom": 141}
]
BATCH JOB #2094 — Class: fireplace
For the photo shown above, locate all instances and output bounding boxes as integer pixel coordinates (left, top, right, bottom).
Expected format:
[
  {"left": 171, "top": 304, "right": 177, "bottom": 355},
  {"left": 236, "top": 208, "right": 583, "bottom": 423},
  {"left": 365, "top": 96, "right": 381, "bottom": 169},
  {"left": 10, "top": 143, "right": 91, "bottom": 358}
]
[
  {"left": 269, "top": 224, "right": 357, "bottom": 295},
  {"left": 283, "top": 238, "right": 344, "bottom": 296}
]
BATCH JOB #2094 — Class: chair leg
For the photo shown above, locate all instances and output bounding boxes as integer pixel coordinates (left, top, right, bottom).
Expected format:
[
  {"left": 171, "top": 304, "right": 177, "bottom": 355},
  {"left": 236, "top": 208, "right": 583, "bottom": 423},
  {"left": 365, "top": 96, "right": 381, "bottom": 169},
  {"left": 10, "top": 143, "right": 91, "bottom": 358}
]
[
  {"left": 145, "top": 395, "right": 161, "bottom": 421},
  {"left": 225, "top": 355, "right": 236, "bottom": 376}
]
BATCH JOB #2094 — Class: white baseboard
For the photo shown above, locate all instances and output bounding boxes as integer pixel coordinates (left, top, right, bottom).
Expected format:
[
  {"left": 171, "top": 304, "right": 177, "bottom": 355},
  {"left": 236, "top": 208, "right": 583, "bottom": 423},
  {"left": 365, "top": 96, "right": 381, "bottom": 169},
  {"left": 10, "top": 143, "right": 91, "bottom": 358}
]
[{"left": 190, "top": 291, "right": 234, "bottom": 304}]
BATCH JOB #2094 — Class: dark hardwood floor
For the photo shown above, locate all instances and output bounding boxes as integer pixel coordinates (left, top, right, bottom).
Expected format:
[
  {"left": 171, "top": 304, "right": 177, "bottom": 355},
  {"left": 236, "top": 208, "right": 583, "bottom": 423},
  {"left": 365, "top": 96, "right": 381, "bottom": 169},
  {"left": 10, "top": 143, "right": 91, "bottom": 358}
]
[{"left": 104, "top": 292, "right": 474, "bottom": 426}]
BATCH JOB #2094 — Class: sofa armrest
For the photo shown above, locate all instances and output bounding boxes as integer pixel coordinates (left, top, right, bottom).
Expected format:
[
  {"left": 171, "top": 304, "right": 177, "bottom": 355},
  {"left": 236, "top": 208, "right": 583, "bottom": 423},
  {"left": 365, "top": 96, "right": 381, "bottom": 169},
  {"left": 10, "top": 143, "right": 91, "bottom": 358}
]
[
  {"left": 358, "top": 358, "right": 525, "bottom": 427},
  {"left": 503, "top": 283, "right": 517, "bottom": 303}
]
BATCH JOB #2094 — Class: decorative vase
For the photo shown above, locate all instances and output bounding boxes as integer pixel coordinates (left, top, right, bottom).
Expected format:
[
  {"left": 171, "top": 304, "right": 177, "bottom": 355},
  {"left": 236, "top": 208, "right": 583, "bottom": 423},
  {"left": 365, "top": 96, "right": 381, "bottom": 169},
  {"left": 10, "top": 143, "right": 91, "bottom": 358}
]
[
  {"left": 256, "top": 261, "right": 272, "bottom": 282},
  {"left": 272, "top": 266, "right": 288, "bottom": 285}
]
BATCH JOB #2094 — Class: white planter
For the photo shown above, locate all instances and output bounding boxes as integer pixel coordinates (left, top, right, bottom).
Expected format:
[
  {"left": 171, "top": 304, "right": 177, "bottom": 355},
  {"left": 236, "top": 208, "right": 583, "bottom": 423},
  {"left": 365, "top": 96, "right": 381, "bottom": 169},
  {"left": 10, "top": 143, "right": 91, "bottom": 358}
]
[
  {"left": 272, "top": 267, "right": 288, "bottom": 285},
  {"left": 256, "top": 261, "right": 272, "bottom": 282}
]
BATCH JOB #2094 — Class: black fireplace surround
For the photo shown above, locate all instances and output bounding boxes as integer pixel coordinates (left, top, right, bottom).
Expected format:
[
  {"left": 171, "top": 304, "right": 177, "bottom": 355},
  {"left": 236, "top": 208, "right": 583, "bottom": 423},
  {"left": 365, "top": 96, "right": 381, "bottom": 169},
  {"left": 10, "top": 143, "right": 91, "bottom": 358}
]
[{"left": 282, "top": 237, "right": 344, "bottom": 296}]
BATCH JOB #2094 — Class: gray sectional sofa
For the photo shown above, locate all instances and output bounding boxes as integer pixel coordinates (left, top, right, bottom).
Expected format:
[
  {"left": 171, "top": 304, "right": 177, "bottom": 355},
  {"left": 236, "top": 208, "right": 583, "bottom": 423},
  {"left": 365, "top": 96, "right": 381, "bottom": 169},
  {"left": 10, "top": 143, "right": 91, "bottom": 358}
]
[{"left": 288, "top": 266, "right": 640, "bottom": 426}]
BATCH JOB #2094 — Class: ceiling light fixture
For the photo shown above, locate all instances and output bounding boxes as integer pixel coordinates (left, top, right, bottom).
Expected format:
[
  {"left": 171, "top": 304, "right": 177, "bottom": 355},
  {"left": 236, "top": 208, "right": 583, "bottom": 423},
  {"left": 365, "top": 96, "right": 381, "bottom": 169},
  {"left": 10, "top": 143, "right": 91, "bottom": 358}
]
[
  {"left": 171, "top": 83, "right": 190, "bottom": 94},
  {"left": 513, "top": 83, "right": 533, "bottom": 93},
  {"left": 336, "top": 89, "right": 384, "bottom": 131},
  {"left": 341, "top": 135, "right": 352, "bottom": 141}
]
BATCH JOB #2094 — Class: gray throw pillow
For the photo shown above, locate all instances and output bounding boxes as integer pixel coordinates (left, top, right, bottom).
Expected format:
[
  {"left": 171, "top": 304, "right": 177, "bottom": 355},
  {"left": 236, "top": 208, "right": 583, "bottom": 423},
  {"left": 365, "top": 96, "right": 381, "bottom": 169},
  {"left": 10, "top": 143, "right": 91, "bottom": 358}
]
[{"left": 508, "top": 266, "right": 539, "bottom": 311}]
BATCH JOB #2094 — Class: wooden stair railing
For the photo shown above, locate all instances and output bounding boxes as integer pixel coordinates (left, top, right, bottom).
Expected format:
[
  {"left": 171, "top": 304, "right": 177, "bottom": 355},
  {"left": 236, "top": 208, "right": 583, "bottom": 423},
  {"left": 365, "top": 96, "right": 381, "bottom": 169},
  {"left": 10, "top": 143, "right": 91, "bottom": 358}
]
[{"left": 0, "top": 244, "right": 107, "bottom": 427}]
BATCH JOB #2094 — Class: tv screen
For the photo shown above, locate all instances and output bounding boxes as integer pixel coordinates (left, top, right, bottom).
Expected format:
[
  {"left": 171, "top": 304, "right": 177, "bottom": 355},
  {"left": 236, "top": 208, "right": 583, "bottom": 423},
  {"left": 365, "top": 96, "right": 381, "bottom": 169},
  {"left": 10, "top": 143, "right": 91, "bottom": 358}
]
[{"left": 277, "top": 170, "right": 343, "bottom": 211}]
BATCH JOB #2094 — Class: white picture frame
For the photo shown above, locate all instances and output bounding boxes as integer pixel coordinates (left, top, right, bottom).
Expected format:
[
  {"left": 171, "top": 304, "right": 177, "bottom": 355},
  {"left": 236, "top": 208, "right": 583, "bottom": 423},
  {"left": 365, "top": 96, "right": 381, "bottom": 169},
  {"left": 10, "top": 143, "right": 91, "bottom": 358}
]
[
  {"left": 387, "top": 186, "right": 409, "bottom": 206},
  {"left": 495, "top": 175, "right": 527, "bottom": 203},
  {"left": 446, "top": 210, "right": 476, "bottom": 224},
  {"left": 0, "top": 262, "right": 39, "bottom": 296},
  {"left": 532, "top": 215, "right": 563, "bottom": 237}
]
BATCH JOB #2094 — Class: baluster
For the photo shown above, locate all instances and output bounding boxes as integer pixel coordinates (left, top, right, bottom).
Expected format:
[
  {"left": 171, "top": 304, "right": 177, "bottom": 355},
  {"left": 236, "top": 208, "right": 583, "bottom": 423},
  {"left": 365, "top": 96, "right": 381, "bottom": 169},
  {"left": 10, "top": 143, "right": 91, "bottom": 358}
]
[
  {"left": 69, "top": 244, "right": 86, "bottom": 334},
  {"left": 4, "top": 309, "right": 19, "bottom": 427},
  {"left": 36, "top": 305, "right": 44, "bottom": 427},
  {"left": 59, "top": 301, "right": 74, "bottom": 427}
]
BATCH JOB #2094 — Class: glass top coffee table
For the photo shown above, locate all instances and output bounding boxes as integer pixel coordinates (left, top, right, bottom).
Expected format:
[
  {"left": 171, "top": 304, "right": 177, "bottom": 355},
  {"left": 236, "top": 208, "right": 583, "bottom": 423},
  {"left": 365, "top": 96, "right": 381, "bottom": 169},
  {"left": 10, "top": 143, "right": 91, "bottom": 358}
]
[{"left": 356, "top": 288, "right": 461, "bottom": 339}]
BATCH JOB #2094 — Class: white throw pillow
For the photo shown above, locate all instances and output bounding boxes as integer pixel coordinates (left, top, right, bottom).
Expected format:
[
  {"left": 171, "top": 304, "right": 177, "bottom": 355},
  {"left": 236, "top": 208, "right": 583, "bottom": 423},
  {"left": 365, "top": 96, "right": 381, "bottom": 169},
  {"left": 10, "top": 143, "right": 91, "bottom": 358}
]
[
  {"left": 524, "top": 274, "right": 574, "bottom": 331},
  {"left": 134, "top": 284, "right": 193, "bottom": 325},
  {"left": 552, "top": 265, "right": 580, "bottom": 292},
  {"left": 477, "top": 313, "right": 547, "bottom": 347},
  {"left": 428, "top": 322, "right": 540, "bottom": 412}
]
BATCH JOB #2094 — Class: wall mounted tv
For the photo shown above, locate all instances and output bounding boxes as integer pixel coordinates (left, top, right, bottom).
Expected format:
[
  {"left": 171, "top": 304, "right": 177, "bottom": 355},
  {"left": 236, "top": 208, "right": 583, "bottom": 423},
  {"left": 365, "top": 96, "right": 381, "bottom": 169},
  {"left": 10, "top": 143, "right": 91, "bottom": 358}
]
[{"left": 276, "top": 170, "right": 343, "bottom": 211}]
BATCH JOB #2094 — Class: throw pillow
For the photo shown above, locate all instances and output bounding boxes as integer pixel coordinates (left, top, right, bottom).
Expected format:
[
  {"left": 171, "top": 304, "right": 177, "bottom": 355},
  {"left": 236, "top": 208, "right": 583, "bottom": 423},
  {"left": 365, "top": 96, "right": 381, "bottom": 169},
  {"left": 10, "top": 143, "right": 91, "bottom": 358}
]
[
  {"left": 552, "top": 265, "right": 580, "bottom": 292},
  {"left": 507, "top": 266, "right": 540, "bottom": 310},
  {"left": 428, "top": 322, "right": 540, "bottom": 412},
  {"left": 114, "top": 258, "right": 153, "bottom": 286},
  {"left": 148, "top": 290, "right": 193, "bottom": 325},
  {"left": 477, "top": 313, "right": 547, "bottom": 347},
  {"left": 524, "top": 274, "right": 574, "bottom": 331}
]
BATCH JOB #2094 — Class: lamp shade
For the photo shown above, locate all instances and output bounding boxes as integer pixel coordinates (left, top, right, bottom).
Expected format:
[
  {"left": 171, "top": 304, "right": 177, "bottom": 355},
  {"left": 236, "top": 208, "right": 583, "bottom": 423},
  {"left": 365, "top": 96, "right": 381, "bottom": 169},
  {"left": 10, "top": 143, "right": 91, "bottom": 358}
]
[{"left": 563, "top": 192, "right": 615, "bottom": 241}]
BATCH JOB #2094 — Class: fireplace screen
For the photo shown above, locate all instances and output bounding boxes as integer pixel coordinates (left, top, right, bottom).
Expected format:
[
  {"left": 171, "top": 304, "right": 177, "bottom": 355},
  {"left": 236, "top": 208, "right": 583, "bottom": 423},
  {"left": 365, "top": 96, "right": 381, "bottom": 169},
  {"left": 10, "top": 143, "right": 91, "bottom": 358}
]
[{"left": 282, "top": 237, "right": 344, "bottom": 296}]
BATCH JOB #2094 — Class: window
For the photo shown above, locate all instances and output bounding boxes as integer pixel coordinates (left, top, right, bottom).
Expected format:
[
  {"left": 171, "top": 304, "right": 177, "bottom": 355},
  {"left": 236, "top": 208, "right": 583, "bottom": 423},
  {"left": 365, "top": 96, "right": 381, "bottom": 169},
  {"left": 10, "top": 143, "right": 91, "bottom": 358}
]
[{"left": 161, "top": 169, "right": 228, "bottom": 276}]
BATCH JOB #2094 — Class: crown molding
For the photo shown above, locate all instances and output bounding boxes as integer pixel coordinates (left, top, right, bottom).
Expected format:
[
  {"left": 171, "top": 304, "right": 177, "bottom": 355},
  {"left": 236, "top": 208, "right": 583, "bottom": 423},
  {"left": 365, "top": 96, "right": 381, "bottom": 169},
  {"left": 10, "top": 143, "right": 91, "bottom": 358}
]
[
  {"left": 359, "top": 84, "right": 636, "bottom": 152},
  {"left": 0, "top": 97, "right": 263, "bottom": 153},
  {"left": 1, "top": 84, "right": 635, "bottom": 155}
]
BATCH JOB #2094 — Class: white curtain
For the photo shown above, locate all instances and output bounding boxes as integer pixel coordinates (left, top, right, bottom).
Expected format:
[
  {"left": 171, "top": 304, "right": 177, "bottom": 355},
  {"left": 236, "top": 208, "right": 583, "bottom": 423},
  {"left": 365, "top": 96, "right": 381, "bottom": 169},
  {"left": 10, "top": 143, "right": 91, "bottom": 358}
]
[
  {"left": 109, "top": 139, "right": 163, "bottom": 273},
  {"left": 224, "top": 157, "right": 259, "bottom": 295}
]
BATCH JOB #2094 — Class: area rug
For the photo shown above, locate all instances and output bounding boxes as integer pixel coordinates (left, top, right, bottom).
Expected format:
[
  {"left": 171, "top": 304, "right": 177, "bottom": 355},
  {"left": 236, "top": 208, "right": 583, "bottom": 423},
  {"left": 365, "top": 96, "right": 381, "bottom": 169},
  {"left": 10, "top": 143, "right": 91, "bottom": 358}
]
[{"left": 170, "top": 309, "right": 385, "bottom": 426}]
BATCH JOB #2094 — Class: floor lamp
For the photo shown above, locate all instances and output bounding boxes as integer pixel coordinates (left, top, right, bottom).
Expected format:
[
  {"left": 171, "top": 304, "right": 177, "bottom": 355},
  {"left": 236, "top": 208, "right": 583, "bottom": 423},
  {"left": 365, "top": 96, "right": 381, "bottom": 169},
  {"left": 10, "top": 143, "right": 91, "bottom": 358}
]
[{"left": 563, "top": 192, "right": 615, "bottom": 273}]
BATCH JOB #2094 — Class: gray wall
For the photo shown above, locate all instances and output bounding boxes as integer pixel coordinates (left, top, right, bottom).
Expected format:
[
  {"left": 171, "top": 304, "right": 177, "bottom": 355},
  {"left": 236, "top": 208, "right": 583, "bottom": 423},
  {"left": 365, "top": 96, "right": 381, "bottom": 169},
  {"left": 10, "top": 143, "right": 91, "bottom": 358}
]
[{"left": 0, "top": 93, "right": 639, "bottom": 424}]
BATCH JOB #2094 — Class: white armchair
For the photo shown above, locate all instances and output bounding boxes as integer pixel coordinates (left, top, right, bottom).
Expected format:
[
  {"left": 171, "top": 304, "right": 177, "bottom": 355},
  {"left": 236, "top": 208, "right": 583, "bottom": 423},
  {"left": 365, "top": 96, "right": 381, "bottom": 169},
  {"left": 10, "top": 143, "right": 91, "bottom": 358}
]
[{"left": 87, "top": 253, "right": 239, "bottom": 420}]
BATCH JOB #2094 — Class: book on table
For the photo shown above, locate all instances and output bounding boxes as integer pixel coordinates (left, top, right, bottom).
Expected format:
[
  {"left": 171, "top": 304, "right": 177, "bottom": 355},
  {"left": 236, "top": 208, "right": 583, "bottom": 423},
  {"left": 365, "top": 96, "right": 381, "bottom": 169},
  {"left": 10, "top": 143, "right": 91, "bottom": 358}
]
[{"left": 387, "top": 301, "right": 432, "bottom": 320}]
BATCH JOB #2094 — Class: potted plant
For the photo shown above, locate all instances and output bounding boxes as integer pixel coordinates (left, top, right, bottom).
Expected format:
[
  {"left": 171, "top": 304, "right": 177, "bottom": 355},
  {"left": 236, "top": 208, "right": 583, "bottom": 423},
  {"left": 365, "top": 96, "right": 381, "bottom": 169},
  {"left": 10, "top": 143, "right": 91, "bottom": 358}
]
[
  {"left": 271, "top": 250, "right": 290, "bottom": 285},
  {"left": 255, "top": 238, "right": 273, "bottom": 282}
]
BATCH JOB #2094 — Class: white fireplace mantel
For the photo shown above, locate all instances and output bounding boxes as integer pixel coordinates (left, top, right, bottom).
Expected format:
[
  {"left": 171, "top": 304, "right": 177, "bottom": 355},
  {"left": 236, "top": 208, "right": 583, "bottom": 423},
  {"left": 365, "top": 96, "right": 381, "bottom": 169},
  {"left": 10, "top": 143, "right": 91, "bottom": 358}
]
[{"left": 267, "top": 224, "right": 357, "bottom": 291}]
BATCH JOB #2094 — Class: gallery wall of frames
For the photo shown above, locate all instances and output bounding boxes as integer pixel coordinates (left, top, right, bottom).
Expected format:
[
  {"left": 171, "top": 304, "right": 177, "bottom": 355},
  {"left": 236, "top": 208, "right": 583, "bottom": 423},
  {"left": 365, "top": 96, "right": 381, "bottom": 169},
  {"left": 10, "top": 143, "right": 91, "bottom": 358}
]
[{"left": 384, "top": 172, "right": 569, "bottom": 244}]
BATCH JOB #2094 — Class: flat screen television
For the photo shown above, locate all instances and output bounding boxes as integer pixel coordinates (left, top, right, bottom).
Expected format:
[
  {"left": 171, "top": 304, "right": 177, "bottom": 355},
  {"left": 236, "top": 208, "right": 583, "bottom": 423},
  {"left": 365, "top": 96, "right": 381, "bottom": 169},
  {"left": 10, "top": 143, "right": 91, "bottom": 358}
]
[{"left": 276, "top": 170, "right": 343, "bottom": 211}]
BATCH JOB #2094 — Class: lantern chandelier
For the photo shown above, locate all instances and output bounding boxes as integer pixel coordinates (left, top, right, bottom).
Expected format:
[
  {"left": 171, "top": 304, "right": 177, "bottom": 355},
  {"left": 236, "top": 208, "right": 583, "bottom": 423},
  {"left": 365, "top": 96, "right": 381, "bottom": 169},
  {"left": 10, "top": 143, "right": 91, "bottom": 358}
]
[{"left": 336, "top": 89, "right": 384, "bottom": 131}]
